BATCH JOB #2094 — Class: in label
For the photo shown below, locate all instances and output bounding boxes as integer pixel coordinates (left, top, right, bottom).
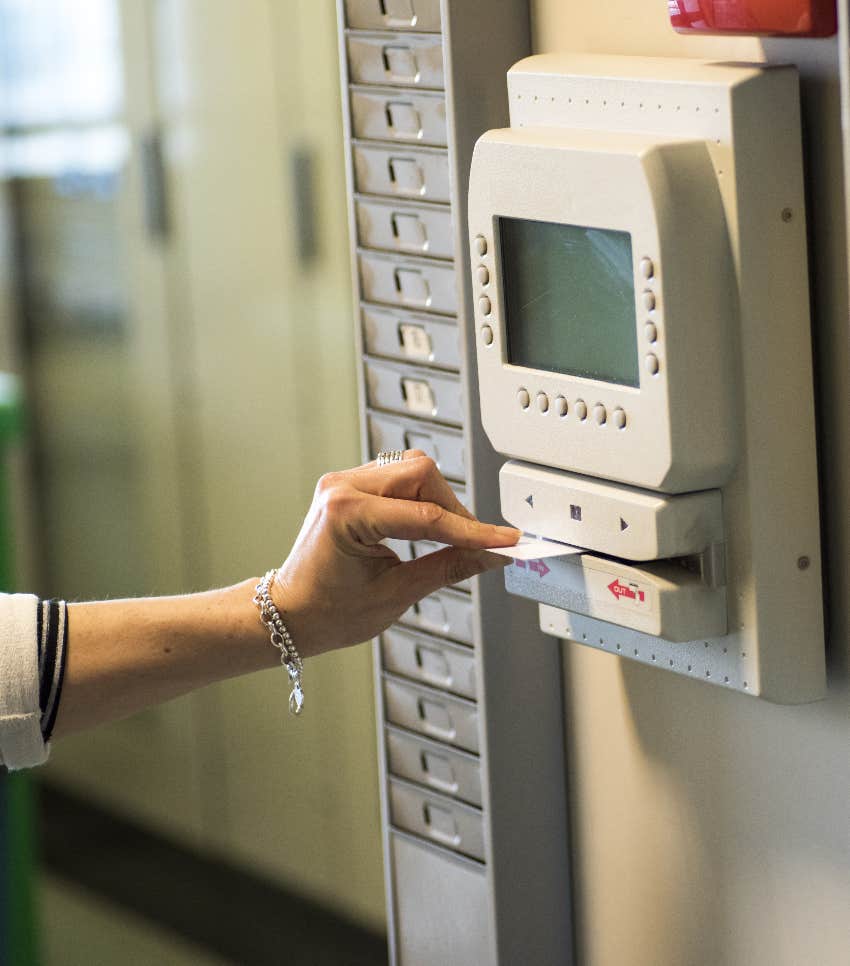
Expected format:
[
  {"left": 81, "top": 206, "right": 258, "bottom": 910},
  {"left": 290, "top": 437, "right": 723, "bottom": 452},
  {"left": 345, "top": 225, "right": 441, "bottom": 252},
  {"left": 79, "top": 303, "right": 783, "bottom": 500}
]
[
  {"left": 399, "top": 323, "right": 432, "bottom": 360},
  {"left": 402, "top": 378, "right": 436, "bottom": 415}
]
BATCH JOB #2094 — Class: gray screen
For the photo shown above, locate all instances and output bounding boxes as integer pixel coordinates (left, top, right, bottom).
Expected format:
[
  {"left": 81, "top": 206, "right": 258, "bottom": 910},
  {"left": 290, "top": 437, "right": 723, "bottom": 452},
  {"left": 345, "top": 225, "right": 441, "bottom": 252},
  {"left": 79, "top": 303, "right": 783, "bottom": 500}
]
[{"left": 500, "top": 218, "right": 639, "bottom": 388}]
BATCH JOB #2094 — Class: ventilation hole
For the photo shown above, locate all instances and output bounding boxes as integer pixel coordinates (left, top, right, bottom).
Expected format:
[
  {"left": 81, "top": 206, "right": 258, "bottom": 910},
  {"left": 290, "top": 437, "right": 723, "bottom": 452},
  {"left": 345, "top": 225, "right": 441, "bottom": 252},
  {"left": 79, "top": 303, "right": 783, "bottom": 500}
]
[
  {"left": 687, "top": 664, "right": 692, "bottom": 672},
  {"left": 743, "top": 681, "right": 749, "bottom": 689},
  {"left": 724, "top": 676, "right": 729, "bottom": 683},
  {"left": 616, "top": 643, "right": 622, "bottom": 651},
  {"left": 516, "top": 94, "right": 522, "bottom": 100},
  {"left": 584, "top": 98, "right": 590, "bottom": 105},
  {"left": 651, "top": 654, "right": 656, "bottom": 662},
  {"left": 715, "top": 138, "right": 721, "bottom": 144},
  {"left": 550, "top": 96, "right": 555, "bottom": 102},
  {"left": 633, "top": 648, "right": 639, "bottom": 656},
  {"left": 741, "top": 651, "right": 747, "bottom": 658},
  {"left": 581, "top": 633, "right": 587, "bottom": 640},
  {"left": 568, "top": 97, "right": 573, "bottom": 104},
  {"left": 669, "top": 659, "right": 674, "bottom": 667},
  {"left": 657, "top": 104, "right": 662, "bottom": 110},
  {"left": 706, "top": 670, "right": 711, "bottom": 678},
  {"left": 722, "top": 647, "right": 728, "bottom": 654},
  {"left": 704, "top": 642, "right": 709, "bottom": 648},
  {"left": 695, "top": 106, "right": 701, "bottom": 112},
  {"left": 639, "top": 102, "right": 644, "bottom": 109},
  {"left": 599, "top": 637, "right": 605, "bottom": 645},
  {"left": 718, "top": 169, "right": 724, "bottom": 176},
  {"left": 675, "top": 105, "right": 681, "bottom": 111},
  {"left": 533, "top": 95, "right": 538, "bottom": 101},
  {"left": 714, "top": 106, "right": 720, "bottom": 113},
  {"left": 620, "top": 100, "right": 625, "bottom": 107},
  {"left": 602, "top": 99, "right": 607, "bottom": 107}
]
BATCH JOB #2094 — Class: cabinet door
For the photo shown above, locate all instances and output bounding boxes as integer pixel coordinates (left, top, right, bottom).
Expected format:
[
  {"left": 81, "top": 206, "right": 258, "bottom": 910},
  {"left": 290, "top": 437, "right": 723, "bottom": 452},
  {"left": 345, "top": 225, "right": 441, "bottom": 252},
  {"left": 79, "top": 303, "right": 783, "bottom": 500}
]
[
  {"left": 152, "top": 0, "right": 384, "bottom": 933},
  {"left": 5, "top": 0, "right": 204, "bottom": 842}
]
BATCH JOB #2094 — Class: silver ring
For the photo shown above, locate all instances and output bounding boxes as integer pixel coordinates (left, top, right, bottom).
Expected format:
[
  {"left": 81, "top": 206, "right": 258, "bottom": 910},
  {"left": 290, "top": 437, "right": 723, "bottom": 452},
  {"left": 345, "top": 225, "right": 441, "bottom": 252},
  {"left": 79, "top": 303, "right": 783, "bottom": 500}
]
[{"left": 376, "top": 449, "right": 405, "bottom": 467}]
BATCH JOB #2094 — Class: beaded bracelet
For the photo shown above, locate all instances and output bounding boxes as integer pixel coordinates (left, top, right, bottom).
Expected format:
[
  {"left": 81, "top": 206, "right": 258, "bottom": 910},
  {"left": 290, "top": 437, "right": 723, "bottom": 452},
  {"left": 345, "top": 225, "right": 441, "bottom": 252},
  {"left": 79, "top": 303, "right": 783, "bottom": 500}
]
[{"left": 253, "top": 569, "right": 305, "bottom": 715}]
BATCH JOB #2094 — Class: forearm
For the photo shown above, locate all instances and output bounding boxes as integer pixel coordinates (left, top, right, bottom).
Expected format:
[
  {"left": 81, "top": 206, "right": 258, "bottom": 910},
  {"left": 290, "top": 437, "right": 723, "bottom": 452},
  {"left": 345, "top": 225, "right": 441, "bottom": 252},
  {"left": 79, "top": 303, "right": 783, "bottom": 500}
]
[
  {"left": 41, "top": 453, "right": 516, "bottom": 745},
  {"left": 53, "top": 579, "right": 276, "bottom": 737}
]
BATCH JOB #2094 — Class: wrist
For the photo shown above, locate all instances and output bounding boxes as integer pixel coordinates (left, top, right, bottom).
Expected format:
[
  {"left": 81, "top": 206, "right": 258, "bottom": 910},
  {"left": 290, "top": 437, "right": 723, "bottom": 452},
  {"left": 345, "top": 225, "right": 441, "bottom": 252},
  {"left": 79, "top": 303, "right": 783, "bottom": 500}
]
[{"left": 226, "top": 578, "right": 282, "bottom": 671}]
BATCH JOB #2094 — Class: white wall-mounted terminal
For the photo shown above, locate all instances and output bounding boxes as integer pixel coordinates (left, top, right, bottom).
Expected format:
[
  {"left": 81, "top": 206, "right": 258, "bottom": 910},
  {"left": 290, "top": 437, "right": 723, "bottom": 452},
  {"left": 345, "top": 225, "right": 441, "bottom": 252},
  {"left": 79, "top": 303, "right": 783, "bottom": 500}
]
[{"left": 468, "top": 54, "right": 825, "bottom": 703}]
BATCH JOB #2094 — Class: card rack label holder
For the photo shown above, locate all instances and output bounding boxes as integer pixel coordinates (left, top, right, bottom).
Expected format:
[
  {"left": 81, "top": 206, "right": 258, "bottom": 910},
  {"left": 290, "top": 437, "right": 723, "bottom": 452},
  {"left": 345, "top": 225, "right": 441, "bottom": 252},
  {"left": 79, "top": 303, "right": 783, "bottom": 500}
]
[{"left": 338, "top": 3, "right": 573, "bottom": 964}]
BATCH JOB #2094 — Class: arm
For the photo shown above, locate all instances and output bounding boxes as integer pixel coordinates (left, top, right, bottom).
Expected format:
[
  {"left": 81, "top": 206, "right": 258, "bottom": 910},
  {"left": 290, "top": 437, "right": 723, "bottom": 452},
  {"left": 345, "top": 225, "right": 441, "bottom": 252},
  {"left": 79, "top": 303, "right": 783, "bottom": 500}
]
[{"left": 52, "top": 453, "right": 518, "bottom": 737}]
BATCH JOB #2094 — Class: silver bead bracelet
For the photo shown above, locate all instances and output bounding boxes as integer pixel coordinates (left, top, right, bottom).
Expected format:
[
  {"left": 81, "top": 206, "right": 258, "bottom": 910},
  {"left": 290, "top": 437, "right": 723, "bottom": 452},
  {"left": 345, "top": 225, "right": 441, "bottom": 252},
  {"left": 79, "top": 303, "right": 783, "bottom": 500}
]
[{"left": 253, "top": 569, "right": 305, "bottom": 715}]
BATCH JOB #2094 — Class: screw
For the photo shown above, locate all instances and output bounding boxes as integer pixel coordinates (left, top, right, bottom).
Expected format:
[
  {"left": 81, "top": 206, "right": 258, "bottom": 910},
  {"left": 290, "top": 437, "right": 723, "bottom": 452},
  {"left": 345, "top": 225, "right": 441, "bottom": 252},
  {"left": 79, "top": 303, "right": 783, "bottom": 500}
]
[
  {"left": 797, "top": 555, "right": 811, "bottom": 570},
  {"left": 781, "top": 208, "right": 793, "bottom": 222}
]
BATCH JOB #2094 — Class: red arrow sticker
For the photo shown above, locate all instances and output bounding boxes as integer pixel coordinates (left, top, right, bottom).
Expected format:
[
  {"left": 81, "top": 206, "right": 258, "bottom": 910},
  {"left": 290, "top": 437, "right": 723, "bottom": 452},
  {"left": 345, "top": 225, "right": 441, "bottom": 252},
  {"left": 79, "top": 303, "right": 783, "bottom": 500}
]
[
  {"left": 529, "top": 559, "right": 550, "bottom": 578},
  {"left": 608, "top": 578, "right": 646, "bottom": 603}
]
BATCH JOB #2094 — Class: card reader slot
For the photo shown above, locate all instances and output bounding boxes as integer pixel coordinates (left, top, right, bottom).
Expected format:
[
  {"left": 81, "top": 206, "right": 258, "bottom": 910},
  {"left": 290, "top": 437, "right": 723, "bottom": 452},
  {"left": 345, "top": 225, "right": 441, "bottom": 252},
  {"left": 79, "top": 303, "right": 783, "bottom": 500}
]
[
  {"left": 381, "top": 625, "right": 477, "bottom": 698},
  {"left": 346, "top": 33, "right": 445, "bottom": 90},
  {"left": 355, "top": 196, "right": 454, "bottom": 260},
  {"left": 352, "top": 141, "right": 451, "bottom": 203},
  {"left": 344, "top": 0, "right": 442, "bottom": 33},
  {"left": 383, "top": 675, "right": 480, "bottom": 753},
  {"left": 505, "top": 548, "right": 727, "bottom": 642},
  {"left": 385, "top": 726, "right": 483, "bottom": 807},
  {"left": 364, "top": 357, "right": 465, "bottom": 426},
  {"left": 350, "top": 87, "right": 448, "bottom": 147},
  {"left": 552, "top": 543, "right": 726, "bottom": 590},
  {"left": 361, "top": 303, "right": 461, "bottom": 371}
]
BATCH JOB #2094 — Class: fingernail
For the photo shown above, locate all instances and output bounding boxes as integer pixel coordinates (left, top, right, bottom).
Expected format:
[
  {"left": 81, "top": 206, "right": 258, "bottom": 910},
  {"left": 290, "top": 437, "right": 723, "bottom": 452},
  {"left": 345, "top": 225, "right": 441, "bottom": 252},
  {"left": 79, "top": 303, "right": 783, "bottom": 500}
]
[{"left": 495, "top": 526, "right": 521, "bottom": 541}]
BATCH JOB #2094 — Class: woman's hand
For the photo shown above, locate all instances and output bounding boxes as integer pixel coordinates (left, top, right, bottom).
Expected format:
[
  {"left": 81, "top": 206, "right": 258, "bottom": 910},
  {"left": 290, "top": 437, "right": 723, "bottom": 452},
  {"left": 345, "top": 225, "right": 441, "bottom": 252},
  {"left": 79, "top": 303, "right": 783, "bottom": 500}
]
[
  {"left": 51, "top": 452, "right": 518, "bottom": 737},
  {"left": 273, "top": 452, "right": 519, "bottom": 657}
]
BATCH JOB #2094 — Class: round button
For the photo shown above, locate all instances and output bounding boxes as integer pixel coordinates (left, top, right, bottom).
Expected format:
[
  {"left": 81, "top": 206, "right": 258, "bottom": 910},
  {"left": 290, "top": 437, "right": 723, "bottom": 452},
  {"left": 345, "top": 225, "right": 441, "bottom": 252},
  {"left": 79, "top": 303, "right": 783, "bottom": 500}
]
[
  {"left": 517, "top": 388, "right": 530, "bottom": 409},
  {"left": 640, "top": 257, "right": 655, "bottom": 280},
  {"left": 646, "top": 353, "right": 660, "bottom": 376},
  {"left": 644, "top": 321, "right": 658, "bottom": 344},
  {"left": 641, "top": 290, "right": 656, "bottom": 311},
  {"left": 593, "top": 403, "right": 607, "bottom": 425},
  {"left": 478, "top": 295, "right": 492, "bottom": 316},
  {"left": 475, "top": 235, "right": 488, "bottom": 257},
  {"left": 537, "top": 392, "right": 549, "bottom": 414},
  {"left": 554, "top": 395, "right": 568, "bottom": 417},
  {"left": 574, "top": 399, "right": 588, "bottom": 421},
  {"left": 476, "top": 265, "right": 490, "bottom": 286},
  {"left": 613, "top": 407, "right": 627, "bottom": 430},
  {"left": 481, "top": 324, "right": 494, "bottom": 346}
]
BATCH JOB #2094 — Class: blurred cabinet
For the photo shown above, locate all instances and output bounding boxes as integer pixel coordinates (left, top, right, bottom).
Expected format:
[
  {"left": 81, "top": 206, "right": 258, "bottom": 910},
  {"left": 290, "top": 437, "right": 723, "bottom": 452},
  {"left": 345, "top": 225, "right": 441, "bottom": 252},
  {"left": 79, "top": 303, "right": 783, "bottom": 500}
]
[
  {"left": 2, "top": 0, "right": 206, "bottom": 842},
  {"left": 149, "top": 0, "right": 384, "bottom": 928},
  {"left": 2, "top": 0, "right": 384, "bottom": 936}
]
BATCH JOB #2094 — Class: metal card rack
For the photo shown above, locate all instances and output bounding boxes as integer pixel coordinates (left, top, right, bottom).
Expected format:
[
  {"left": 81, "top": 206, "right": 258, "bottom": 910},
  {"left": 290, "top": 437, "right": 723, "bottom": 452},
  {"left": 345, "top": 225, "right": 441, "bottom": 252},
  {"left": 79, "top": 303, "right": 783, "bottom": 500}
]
[{"left": 336, "top": 2, "right": 573, "bottom": 963}]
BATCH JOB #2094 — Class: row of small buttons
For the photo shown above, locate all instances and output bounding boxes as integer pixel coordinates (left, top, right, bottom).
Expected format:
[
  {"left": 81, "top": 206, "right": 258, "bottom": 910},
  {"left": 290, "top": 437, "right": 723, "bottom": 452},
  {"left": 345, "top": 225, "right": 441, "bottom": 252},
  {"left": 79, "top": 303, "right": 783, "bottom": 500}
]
[
  {"left": 640, "top": 258, "right": 661, "bottom": 378},
  {"left": 473, "top": 235, "right": 495, "bottom": 345},
  {"left": 517, "top": 388, "right": 627, "bottom": 429}
]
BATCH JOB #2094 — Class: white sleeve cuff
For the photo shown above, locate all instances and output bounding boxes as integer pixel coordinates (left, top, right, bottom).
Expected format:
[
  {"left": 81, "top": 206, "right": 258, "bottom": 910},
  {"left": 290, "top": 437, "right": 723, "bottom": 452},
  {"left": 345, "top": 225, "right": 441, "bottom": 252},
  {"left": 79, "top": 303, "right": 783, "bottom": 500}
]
[{"left": 0, "top": 593, "right": 49, "bottom": 770}]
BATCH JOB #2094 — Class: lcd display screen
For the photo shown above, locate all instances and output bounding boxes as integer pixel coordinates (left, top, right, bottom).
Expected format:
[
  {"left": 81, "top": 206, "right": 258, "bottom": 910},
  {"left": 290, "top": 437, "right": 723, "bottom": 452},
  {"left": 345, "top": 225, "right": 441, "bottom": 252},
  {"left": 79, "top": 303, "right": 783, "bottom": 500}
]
[{"left": 500, "top": 218, "right": 640, "bottom": 387}]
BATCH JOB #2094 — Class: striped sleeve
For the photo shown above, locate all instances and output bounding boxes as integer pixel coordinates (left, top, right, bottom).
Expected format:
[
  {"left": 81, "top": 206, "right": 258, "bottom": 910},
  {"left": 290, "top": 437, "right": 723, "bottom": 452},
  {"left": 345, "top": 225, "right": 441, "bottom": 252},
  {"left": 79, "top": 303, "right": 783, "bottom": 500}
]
[
  {"left": 1, "top": 593, "right": 69, "bottom": 770},
  {"left": 38, "top": 599, "right": 68, "bottom": 742}
]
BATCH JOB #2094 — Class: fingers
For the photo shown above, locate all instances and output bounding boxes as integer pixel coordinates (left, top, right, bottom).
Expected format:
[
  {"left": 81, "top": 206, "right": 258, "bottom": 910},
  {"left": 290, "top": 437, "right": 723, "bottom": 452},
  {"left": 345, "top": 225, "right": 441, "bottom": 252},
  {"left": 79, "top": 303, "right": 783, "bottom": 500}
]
[
  {"left": 346, "top": 453, "right": 475, "bottom": 521},
  {"left": 361, "top": 496, "right": 519, "bottom": 549},
  {"left": 383, "top": 547, "right": 511, "bottom": 612}
]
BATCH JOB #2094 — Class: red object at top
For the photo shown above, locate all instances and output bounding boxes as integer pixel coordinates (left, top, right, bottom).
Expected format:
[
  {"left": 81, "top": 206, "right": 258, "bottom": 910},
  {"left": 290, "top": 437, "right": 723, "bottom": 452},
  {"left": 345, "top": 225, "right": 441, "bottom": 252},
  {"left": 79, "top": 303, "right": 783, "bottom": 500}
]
[{"left": 669, "top": 0, "right": 837, "bottom": 36}]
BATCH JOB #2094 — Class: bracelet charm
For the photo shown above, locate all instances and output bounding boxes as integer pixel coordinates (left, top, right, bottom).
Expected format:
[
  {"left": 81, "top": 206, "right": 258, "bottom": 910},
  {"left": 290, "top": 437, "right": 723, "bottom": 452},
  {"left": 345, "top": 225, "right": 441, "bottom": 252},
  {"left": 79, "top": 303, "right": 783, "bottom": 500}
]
[{"left": 253, "top": 569, "right": 305, "bottom": 715}]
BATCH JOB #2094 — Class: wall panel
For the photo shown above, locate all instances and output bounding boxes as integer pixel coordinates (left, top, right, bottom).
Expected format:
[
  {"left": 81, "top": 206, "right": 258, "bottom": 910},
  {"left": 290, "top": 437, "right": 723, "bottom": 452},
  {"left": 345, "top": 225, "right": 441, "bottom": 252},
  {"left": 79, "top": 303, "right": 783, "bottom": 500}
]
[{"left": 531, "top": 3, "right": 850, "bottom": 964}]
